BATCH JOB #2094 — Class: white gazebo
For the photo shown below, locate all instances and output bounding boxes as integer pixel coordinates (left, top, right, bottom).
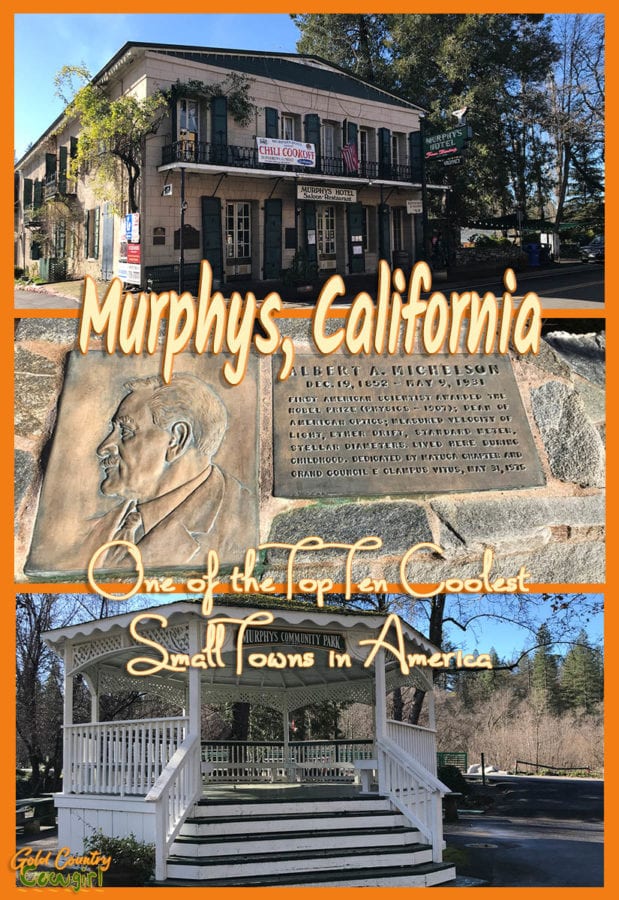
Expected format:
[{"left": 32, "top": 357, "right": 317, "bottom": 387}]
[{"left": 44, "top": 599, "right": 455, "bottom": 887}]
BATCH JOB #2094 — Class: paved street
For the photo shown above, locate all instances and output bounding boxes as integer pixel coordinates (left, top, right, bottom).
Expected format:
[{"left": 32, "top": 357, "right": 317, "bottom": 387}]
[{"left": 446, "top": 775, "right": 604, "bottom": 887}]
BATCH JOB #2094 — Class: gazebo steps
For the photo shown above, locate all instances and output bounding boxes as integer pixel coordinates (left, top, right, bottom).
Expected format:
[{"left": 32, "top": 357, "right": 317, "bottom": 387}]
[
  {"left": 166, "top": 842, "right": 434, "bottom": 880},
  {"left": 171, "top": 823, "right": 424, "bottom": 857},
  {"left": 164, "top": 794, "right": 454, "bottom": 885},
  {"left": 182, "top": 806, "right": 406, "bottom": 836},
  {"left": 157, "top": 861, "right": 456, "bottom": 887}
]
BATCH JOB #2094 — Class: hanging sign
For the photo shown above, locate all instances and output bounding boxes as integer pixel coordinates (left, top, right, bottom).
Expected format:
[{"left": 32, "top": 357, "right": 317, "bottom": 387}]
[
  {"left": 297, "top": 185, "right": 357, "bottom": 203},
  {"left": 257, "top": 137, "right": 316, "bottom": 167}
]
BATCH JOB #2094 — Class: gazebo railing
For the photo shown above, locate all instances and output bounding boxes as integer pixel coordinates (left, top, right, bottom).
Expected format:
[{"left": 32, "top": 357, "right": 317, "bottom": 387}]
[
  {"left": 63, "top": 716, "right": 189, "bottom": 795},
  {"left": 201, "top": 739, "right": 375, "bottom": 783},
  {"left": 386, "top": 719, "right": 438, "bottom": 776}
]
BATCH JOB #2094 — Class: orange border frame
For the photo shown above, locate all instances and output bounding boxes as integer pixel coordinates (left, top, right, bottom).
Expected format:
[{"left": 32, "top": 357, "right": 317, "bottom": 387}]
[{"left": 5, "top": 4, "right": 613, "bottom": 896}]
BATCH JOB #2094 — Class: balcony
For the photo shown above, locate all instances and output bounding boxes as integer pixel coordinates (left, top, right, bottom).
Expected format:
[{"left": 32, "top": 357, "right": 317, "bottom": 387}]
[
  {"left": 161, "top": 140, "right": 416, "bottom": 184},
  {"left": 44, "top": 174, "right": 75, "bottom": 201}
]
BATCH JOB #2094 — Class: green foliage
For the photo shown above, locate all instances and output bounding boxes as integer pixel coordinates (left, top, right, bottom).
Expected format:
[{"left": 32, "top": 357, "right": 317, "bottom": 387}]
[
  {"left": 292, "top": 14, "right": 390, "bottom": 85},
  {"left": 166, "top": 74, "right": 256, "bottom": 127},
  {"left": 282, "top": 248, "right": 318, "bottom": 287},
  {"left": 560, "top": 630, "right": 603, "bottom": 712},
  {"left": 54, "top": 65, "right": 169, "bottom": 212},
  {"left": 437, "top": 764, "right": 468, "bottom": 795},
  {"left": 84, "top": 831, "right": 155, "bottom": 882}
]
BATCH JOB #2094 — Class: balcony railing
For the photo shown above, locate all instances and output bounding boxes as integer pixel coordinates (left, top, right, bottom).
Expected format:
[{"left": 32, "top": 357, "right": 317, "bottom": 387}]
[
  {"left": 44, "top": 174, "right": 75, "bottom": 201},
  {"left": 162, "top": 140, "right": 416, "bottom": 184}
]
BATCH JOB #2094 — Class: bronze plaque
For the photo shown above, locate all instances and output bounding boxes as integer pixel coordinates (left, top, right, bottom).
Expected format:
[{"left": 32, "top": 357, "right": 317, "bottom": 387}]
[
  {"left": 26, "top": 352, "right": 259, "bottom": 578},
  {"left": 273, "top": 352, "right": 544, "bottom": 498}
]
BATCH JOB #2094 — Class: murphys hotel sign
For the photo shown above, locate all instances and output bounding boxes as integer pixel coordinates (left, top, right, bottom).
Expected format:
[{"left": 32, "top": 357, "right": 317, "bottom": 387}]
[{"left": 256, "top": 137, "right": 316, "bottom": 167}]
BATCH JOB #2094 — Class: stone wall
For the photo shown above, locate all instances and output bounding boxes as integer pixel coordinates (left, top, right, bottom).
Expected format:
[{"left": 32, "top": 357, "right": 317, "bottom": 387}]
[{"left": 14, "top": 317, "right": 605, "bottom": 585}]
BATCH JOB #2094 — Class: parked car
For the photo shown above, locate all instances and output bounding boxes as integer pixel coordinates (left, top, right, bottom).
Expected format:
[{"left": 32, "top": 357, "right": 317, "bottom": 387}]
[{"left": 580, "top": 235, "right": 604, "bottom": 263}]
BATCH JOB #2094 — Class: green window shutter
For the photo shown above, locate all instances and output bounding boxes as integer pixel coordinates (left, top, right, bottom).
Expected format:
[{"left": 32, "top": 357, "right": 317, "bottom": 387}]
[
  {"left": 303, "top": 201, "right": 317, "bottom": 266},
  {"left": 212, "top": 95, "right": 228, "bottom": 141},
  {"left": 23, "top": 178, "right": 33, "bottom": 207},
  {"left": 45, "top": 152, "right": 57, "bottom": 178},
  {"left": 304, "top": 114, "right": 321, "bottom": 167},
  {"left": 70, "top": 136, "right": 78, "bottom": 159},
  {"left": 263, "top": 198, "right": 282, "bottom": 279},
  {"left": 346, "top": 202, "right": 365, "bottom": 273},
  {"left": 93, "top": 207, "right": 100, "bottom": 258},
  {"left": 378, "top": 128, "right": 391, "bottom": 179},
  {"left": 265, "top": 107, "right": 279, "bottom": 138},
  {"left": 346, "top": 120, "right": 358, "bottom": 147},
  {"left": 33, "top": 179, "right": 42, "bottom": 208},
  {"left": 59, "top": 146, "right": 68, "bottom": 194},
  {"left": 409, "top": 131, "right": 423, "bottom": 183},
  {"left": 201, "top": 196, "right": 223, "bottom": 280}
]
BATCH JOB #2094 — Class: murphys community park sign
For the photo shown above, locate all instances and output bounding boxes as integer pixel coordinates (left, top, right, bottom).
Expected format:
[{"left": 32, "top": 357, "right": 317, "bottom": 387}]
[{"left": 424, "top": 125, "right": 473, "bottom": 162}]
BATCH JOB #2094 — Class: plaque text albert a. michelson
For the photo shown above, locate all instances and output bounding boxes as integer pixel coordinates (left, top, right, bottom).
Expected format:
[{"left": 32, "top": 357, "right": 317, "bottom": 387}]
[{"left": 273, "top": 351, "right": 544, "bottom": 498}]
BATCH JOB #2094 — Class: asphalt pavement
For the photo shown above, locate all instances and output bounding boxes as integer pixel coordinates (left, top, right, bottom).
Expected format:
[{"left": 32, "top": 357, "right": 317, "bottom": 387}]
[{"left": 445, "top": 775, "right": 604, "bottom": 887}]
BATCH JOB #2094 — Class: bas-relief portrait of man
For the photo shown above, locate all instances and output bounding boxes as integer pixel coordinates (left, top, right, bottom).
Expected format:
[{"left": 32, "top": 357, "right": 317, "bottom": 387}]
[{"left": 25, "top": 353, "right": 259, "bottom": 578}]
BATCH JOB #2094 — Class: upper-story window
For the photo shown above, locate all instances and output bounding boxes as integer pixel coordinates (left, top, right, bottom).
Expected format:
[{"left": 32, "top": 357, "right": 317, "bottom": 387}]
[
  {"left": 322, "top": 123, "right": 336, "bottom": 160},
  {"left": 359, "top": 129, "right": 369, "bottom": 165},
  {"left": 391, "top": 132, "right": 405, "bottom": 170},
  {"left": 281, "top": 115, "right": 295, "bottom": 141},
  {"left": 179, "top": 98, "right": 199, "bottom": 140}
]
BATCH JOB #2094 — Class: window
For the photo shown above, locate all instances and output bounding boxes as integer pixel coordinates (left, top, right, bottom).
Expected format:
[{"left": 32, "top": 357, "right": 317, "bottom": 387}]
[
  {"left": 322, "top": 123, "right": 336, "bottom": 160},
  {"left": 359, "top": 129, "right": 369, "bottom": 167},
  {"left": 85, "top": 207, "right": 100, "bottom": 259},
  {"left": 179, "top": 98, "right": 199, "bottom": 139},
  {"left": 281, "top": 115, "right": 295, "bottom": 141},
  {"left": 226, "top": 202, "right": 251, "bottom": 259},
  {"left": 391, "top": 134, "right": 400, "bottom": 169}
]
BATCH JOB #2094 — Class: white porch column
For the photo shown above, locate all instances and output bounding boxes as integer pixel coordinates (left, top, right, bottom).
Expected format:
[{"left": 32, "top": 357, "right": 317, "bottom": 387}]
[
  {"left": 188, "top": 618, "right": 202, "bottom": 740},
  {"left": 83, "top": 673, "right": 99, "bottom": 723},
  {"left": 374, "top": 649, "right": 386, "bottom": 791},
  {"left": 63, "top": 643, "right": 74, "bottom": 794}
]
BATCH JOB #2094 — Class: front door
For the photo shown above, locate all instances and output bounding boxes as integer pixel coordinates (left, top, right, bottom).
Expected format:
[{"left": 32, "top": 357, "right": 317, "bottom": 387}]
[{"left": 316, "top": 204, "right": 336, "bottom": 272}]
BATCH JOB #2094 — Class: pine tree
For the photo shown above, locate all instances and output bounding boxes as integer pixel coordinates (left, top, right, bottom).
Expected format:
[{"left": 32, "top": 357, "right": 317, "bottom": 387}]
[
  {"left": 560, "top": 630, "right": 603, "bottom": 712},
  {"left": 531, "top": 623, "right": 562, "bottom": 713}
]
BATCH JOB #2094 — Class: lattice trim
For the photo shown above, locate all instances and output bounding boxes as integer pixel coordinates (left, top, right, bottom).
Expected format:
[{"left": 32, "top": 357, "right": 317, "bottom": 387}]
[
  {"left": 72, "top": 634, "right": 123, "bottom": 669},
  {"left": 98, "top": 667, "right": 186, "bottom": 707}
]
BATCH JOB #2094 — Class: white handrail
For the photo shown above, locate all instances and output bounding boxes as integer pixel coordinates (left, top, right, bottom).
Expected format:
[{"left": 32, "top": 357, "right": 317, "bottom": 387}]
[
  {"left": 376, "top": 734, "right": 448, "bottom": 862},
  {"left": 385, "top": 719, "right": 438, "bottom": 776},
  {"left": 146, "top": 733, "right": 201, "bottom": 882}
]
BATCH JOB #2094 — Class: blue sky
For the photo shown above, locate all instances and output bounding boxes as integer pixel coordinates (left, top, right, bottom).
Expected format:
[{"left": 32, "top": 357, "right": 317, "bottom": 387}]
[{"left": 14, "top": 14, "right": 301, "bottom": 160}]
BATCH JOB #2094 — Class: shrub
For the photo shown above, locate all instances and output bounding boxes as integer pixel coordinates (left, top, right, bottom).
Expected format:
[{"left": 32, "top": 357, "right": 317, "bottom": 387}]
[{"left": 83, "top": 831, "right": 155, "bottom": 884}]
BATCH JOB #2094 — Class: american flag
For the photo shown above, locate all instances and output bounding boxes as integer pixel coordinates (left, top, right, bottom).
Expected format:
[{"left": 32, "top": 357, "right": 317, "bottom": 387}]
[{"left": 341, "top": 141, "right": 359, "bottom": 173}]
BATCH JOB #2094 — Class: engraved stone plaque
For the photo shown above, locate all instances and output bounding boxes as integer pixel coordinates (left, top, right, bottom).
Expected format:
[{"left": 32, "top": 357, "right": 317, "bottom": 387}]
[
  {"left": 273, "top": 351, "right": 544, "bottom": 498},
  {"left": 26, "top": 352, "right": 259, "bottom": 578}
]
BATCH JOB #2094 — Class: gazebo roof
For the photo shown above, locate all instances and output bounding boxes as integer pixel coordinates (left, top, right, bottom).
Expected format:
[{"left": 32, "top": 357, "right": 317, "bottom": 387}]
[{"left": 43, "top": 597, "right": 438, "bottom": 708}]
